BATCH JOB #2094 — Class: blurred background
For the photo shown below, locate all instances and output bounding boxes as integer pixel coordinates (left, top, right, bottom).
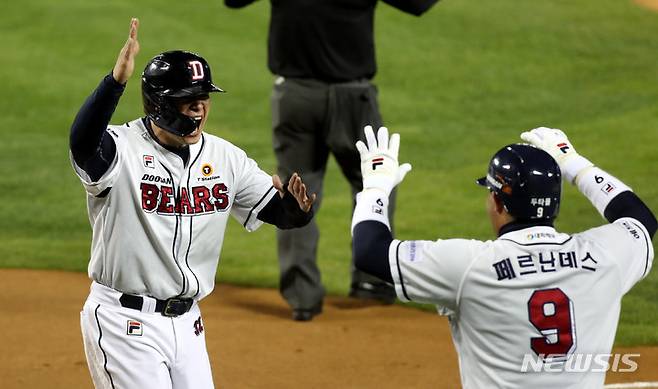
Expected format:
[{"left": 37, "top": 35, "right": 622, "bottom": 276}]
[{"left": 0, "top": 0, "right": 656, "bottom": 345}]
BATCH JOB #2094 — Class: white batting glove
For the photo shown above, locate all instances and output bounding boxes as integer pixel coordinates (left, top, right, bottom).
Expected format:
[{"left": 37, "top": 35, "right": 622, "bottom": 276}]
[
  {"left": 520, "top": 127, "right": 594, "bottom": 184},
  {"left": 355, "top": 125, "right": 412, "bottom": 197}
]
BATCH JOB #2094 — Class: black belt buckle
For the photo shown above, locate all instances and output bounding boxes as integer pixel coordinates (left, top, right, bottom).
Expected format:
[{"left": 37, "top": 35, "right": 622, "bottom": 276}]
[{"left": 162, "top": 298, "right": 193, "bottom": 317}]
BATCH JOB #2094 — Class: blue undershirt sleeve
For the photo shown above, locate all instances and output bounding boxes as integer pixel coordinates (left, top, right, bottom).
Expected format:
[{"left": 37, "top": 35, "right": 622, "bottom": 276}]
[
  {"left": 70, "top": 73, "right": 125, "bottom": 181},
  {"left": 353, "top": 220, "right": 394, "bottom": 283},
  {"left": 604, "top": 191, "right": 657, "bottom": 239},
  {"left": 257, "top": 190, "right": 314, "bottom": 229}
]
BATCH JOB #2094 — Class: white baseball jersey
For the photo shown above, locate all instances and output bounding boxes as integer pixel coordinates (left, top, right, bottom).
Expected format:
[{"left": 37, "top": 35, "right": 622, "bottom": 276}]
[
  {"left": 389, "top": 219, "right": 653, "bottom": 388},
  {"left": 71, "top": 118, "right": 276, "bottom": 300}
]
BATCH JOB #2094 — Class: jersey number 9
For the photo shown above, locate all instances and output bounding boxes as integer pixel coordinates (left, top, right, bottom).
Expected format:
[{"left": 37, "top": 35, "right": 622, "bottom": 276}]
[{"left": 527, "top": 288, "right": 576, "bottom": 361}]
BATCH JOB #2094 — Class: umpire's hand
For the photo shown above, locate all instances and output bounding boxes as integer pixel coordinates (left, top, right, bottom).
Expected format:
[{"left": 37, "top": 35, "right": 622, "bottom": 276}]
[
  {"left": 112, "top": 18, "right": 140, "bottom": 85},
  {"left": 273, "top": 173, "right": 317, "bottom": 213}
]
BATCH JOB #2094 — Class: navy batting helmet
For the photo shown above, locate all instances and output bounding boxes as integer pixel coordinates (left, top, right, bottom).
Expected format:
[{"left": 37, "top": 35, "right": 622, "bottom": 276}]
[
  {"left": 142, "top": 50, "right": 224, "bottom": 137},
  {"left": 476, "top": 144, "right": 562, "bottom": 221}
]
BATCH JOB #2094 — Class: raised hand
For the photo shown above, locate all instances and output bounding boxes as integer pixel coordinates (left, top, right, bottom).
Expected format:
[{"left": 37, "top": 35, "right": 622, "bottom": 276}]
[
  {"left": 112, "top": 18, "right": 140, "bottom": 85},
  {"left": 355, "top": 125, "right": 412, "bottom": 196},
  {"left": 520, "top": 127, "right": 592, "bottom": 184},
  {"left": 273, "top": 173, "right": 317, "bottom": 212}
]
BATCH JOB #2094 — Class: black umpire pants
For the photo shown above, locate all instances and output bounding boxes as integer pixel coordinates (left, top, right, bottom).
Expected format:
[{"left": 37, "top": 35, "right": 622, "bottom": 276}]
[{"left": 271, "top": 76, "right": 396, "bottom": 310}]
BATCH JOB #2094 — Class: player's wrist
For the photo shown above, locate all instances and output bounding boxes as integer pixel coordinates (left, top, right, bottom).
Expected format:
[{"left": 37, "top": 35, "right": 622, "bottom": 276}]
[
  {"left": 362, "top": 184, "right": 393, "bottom": 197},
  {"left": 105, "top": 71, "right": 128, "bottom": 90},
  {"left": 351, "top": 189, "right": 391, "bottom": 234},
  {"left": 362, "top": 176, "right": 395, "bottom": 197},
  {"left": 561, "top": 154, "right": 594, "bottom": 184},
  {"left": 361, "top": 187, "right": 389, "bottom": 197}
]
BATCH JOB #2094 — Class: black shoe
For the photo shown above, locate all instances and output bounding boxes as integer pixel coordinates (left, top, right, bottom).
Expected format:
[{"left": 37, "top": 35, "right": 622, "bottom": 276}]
[
  {"left": 292, "top": 303, "right": 323, "bottom": 322},
  {"left": 349, "top": 282, "right": 396, "bottom": 304}
]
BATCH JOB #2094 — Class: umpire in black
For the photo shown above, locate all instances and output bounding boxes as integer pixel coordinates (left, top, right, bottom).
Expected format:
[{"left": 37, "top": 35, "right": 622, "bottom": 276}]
[{"left": 225, "top": 0, "right": 439, "bottom": 321}]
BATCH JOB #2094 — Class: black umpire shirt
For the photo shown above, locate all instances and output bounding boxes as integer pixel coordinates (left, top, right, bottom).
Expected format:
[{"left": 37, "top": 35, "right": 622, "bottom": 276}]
[{"left": 225, "top": 0, "right": 439, "bottom": 82}]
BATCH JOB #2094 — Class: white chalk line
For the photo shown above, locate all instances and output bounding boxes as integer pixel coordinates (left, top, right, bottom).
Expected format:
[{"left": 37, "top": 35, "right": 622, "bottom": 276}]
[{"left": 604, "top": 382, "right": 658, "bottom": 388}]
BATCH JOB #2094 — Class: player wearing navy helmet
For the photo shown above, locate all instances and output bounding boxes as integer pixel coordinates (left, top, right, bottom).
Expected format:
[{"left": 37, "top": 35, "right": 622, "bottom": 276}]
[
  {"left": 476, "top": 144, "right": 561, "bottom": 222},
  {"left": 70, "top": 19, "right": 316, "bottom": 389},
  {"left": 141, "top": 50, "right": 224, "bottom": 137},
  {"left": 351, "top": 125, "right": 655, "bottom": 388}
]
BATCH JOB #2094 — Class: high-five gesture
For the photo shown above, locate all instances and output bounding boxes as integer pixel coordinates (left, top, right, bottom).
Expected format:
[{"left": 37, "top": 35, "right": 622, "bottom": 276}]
[
  {"left": 112, "top": 18, "right": 140, "bottom": 85},
  {"left": 273, "top": 173, "right": 317, "bottom": 213},
  {"left": 356, "top": 125, "right": 412, "bottom": 196}
]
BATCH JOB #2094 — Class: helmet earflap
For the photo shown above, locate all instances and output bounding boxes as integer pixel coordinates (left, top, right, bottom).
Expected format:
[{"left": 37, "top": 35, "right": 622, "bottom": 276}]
[
  {"left": 141, "top": 50, "right": 224, "bottom": 137},
  {"left": 143, "top": 93, "right": 199, "bottom": 136}
]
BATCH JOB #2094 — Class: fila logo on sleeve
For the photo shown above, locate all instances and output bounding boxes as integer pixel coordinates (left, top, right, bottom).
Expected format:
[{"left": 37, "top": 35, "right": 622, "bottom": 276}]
[{"left": 601, "top": 182, "right": 616, "bottom": 195}]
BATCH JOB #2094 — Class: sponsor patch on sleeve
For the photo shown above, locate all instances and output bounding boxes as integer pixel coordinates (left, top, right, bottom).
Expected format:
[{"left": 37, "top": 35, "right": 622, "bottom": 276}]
[
  {"left": 403, "top": 241, "right": 423, "bottom": 263},
  {"left": 621, "top": 220, "right": 642, "bottom": 240}
]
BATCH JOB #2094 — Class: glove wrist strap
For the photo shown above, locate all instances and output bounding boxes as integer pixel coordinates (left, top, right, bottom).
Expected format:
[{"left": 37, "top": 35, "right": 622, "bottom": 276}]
[
  {"left": 362, "top": 177, "right": 394, "bottom": 197},
  {"left": 562, "top": 155, "right": 594, "bottom": 184},
  {"left": 351, "top": 189, "right": 390, "bottom": 234}
]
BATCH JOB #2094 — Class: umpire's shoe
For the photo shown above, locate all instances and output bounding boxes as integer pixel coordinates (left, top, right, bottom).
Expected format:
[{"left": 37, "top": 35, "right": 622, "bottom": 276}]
[
  {"left": 349, "top": 281, "right": 396, "bottom": 305},
  {"left": 292, "top": 302, "right": 323, "bottom": 322}
]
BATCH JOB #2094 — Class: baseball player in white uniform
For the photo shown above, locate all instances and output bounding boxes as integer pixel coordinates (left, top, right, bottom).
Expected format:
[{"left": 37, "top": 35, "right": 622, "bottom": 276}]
[
  {"left": 351, "top": 125, "right": 656, "bottom": 388},
  {"left": 70, "top": 19, "right": 316, "bottom": 389}
]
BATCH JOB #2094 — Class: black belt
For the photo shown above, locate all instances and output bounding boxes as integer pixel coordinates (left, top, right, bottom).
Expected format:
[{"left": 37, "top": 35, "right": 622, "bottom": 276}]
[{"left": 119, "top": 294, "right": 194, "bottom": 317}]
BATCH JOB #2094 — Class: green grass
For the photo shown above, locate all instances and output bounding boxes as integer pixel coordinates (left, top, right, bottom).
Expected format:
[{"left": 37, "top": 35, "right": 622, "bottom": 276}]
[{"left": 1, "top": 0, "right": 657, "bottom": 346}]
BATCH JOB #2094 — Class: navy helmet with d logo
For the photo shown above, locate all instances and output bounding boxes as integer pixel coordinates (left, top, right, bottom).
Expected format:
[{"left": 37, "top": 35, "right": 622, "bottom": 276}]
[
  {"left": 142, "top": 50, "right": 225, "bottom": 137},
  {"left": 476, "top": 144, "right": 562, "bottom": 221}
]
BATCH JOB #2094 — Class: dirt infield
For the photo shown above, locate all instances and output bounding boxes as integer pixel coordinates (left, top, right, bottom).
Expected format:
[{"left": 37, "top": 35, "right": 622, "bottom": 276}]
[
  {"left": 635, "top": 0, "right": 658, "bottom": 11},
  {"left": 1, "top": 269, "right": 656, "bottom": 388}
]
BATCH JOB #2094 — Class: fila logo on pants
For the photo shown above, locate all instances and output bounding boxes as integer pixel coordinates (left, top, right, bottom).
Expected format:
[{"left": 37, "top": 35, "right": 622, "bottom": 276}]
[{"left": 127, "top": 320, "right": 143, "bottom": 336}]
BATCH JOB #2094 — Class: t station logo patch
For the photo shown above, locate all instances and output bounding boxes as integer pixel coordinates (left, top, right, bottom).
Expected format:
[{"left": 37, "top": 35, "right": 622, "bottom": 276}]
[
  {"left": 126, "top": 320, "right": 143, "bottom": 336},
  {"left": 201, "top": 163, "right": 214, "bottom": 177}
]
